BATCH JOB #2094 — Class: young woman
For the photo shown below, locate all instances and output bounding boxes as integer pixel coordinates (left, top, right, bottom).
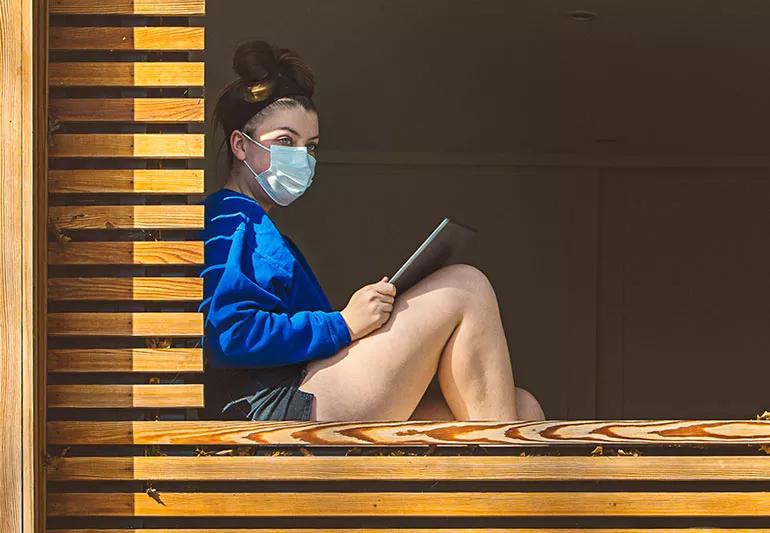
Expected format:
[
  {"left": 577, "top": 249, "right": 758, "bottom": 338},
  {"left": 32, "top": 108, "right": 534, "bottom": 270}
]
[{"left": 201, "top": 40, "right": 545, "bottom": 422}]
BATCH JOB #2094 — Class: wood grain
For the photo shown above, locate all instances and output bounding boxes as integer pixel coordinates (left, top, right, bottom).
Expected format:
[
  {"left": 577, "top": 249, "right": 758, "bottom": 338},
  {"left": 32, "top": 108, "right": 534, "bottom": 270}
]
[
  {"left": 46, "top": 419, "right": 770, "bottom": 446},
  {"left": 45, "top": 455, "right": 770, "bottom": 482},
  {"left": 48, "top": 348, "right": 203, "bottom": 373},
  {"left": 49, "top": 169, "right": 204, "bottom": 194},
  {"left": 48, "top": 384, "right": 203, "bottom": 408},
  {"left": 49, "top": 205, "right": 204, "bottom": 229},
  {"left": 48, "top": 312, "right": 202, "bottom": 337},
  {"left": 50, "top": 0, "right": 206, "bottom": 15},
  {"left": 48, "top": 277, "right": 202, "bottom": 301},
  {"left": 50, "top": 27, "right": 204, "bottom": 50},
  {"left": 50, "top": 62, "right": 204, "bottom": 87},
  {"left": 46, "top": 491, "right": 770, "bottom": 517},
  {"left": 50, "top": 99, "right": 204, "bottom": 123},
  {"left": 48, "top": 241, "right": 204, "bottom": 265},
  {"left": 1, "top": 0, "right": 40, "bottom": 531},
  {"left": 50, "top": 134, "right": 204, "bottom": 158}
]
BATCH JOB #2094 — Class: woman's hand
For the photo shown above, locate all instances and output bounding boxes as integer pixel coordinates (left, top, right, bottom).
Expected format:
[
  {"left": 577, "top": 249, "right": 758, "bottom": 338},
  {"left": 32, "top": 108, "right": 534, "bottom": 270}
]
[{"left": 340, "top": 276, "right": 397, "bottom": 342}]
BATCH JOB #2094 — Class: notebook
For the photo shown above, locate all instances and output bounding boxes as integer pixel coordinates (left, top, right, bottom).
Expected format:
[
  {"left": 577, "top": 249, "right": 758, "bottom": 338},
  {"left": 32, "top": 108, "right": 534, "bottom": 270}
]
[{"left": 389, "top": 217, "right": 477, "bottom": 293}]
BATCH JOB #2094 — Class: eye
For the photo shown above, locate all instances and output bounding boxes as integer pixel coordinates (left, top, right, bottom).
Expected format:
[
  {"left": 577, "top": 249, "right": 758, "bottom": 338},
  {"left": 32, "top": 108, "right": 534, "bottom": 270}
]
[
  {"left": 277, "top": 137, "right": 292, "bottom": 145},
  {"left": 307, "top": 143, "right": 318, "bottom": 153}
]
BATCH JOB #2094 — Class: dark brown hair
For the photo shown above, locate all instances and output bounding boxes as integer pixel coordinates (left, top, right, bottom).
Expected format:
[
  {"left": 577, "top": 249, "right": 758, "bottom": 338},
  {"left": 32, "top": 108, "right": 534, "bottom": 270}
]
[{"left": 212, "top": 39, "right": 317, "bottom": 169}]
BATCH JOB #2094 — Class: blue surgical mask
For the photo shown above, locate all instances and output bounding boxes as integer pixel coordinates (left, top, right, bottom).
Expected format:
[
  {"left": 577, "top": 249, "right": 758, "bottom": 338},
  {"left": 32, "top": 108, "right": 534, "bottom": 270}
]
[{"left": 239, "top": 130, "right": 316, "bottom": 206}]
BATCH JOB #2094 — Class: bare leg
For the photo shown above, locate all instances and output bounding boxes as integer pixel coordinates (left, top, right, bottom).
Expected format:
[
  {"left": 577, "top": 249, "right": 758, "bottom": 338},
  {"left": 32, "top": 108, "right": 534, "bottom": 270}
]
[
  {"left": 299, "top": 264, "right": 519, "bottom": 421},
  {"left": 515, "top": 387, "right": 546, "bottom": 420},
  {"left": 408, "top": 376, "right": 455, "bottom": 421},
  {"left": 432, "top": 265, "right": 516, "bottom": 420},
  {"left": 410, "top": 376, "right": 547, "bottom": 422}
]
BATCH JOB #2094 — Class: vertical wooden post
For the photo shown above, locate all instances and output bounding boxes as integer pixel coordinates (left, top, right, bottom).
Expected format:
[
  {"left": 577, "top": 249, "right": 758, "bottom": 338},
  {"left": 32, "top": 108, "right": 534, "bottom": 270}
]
[{"left": 0, "top": 0, "right": 46, "bottom": 531}]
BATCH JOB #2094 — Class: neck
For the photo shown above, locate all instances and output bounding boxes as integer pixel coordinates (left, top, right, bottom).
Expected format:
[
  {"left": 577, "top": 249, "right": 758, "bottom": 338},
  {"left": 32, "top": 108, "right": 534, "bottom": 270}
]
[{"left": 223, "top": 176, "right": 274, "bottom": 214}]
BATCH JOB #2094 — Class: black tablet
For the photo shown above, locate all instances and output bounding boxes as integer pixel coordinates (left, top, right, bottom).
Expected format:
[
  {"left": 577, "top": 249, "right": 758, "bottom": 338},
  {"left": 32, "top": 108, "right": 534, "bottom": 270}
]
[{"left": 389, "top": 218, "right": 477, "bottom": 294}]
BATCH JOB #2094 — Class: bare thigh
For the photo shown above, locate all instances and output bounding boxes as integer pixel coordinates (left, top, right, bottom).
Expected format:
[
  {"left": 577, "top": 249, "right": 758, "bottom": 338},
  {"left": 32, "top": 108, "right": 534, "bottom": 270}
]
[{"left": 298, "top": 266, "right": 471, "bottom": 421}]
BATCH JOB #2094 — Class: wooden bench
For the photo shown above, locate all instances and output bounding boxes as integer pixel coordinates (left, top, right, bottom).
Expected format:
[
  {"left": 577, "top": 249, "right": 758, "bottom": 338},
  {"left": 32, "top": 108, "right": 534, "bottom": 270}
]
[{"left": 45, "top": 0, "right": 770, "bottom": 530}]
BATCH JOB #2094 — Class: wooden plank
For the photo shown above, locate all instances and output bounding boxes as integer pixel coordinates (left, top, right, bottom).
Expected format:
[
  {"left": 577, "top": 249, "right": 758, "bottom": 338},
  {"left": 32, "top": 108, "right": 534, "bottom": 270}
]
[
  {"left": 46, "top": 455, "right": 770, "bottom": 482},
  {"left": 50, "top": 134, "right": 204, "bottom": 158},
  {"left": 48, "top": 384, "right": 203, "bottom": 408},
  {"left": 48, "top": 348, "right": 203, "bottom": 373},
  {"left": 46, "top": 491, "right": 770, "bottom": 517},
  {"left": 1, "top": 0, "right": 40, "bottom": 531},
  {"left": 49, "top": 169, "right": 203, "bottom": 194},
  {"left": 49, "top": 205, "right": 204, "bottom": 229},
  {"left": 50, "top": 99, "right": 204, "bottom": 123},
  {"left": 50, "top": 62, "right": 204, "bottom": 87},
  {"left": 50, "top": 0, "right": 205, "bottom": 15},
  {"left": 50, "top": 27, "right": 204, "bottom": 51},
  {"left": 48, "top": 241, "right": 203, "bottom": 265},
  {"left": 48, "top": 312, "right": 202, "bottom": 337},
  {"left": 46, "top": 420, "right": 770, "bottom": 446},
  {"left": 48, "top": 277, "right": 202, "bottom": 301}
]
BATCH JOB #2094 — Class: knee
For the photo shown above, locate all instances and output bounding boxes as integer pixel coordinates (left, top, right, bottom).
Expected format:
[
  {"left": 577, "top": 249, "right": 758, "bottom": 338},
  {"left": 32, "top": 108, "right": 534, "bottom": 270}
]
[{"left": 439, "top": 263, "right": 495, "bottom": 297}]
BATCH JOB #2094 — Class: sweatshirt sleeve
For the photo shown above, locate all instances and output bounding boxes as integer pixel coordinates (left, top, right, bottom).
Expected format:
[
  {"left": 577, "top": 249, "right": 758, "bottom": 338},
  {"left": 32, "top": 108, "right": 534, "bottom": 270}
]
[{"left": 203, "top": 214, "right": 352, "bottom": 368}]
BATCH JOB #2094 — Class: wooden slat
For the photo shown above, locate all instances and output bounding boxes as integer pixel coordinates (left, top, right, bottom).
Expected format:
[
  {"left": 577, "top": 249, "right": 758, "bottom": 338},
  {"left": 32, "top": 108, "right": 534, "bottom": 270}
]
[
  {"left": 50, "top": 134, "right": 204, "bottom": 158},
  {"left": 50, "top": 27, "right": 204, "bottom": 51},
  {"left": 48, "top": 348, "right": 203, "bottom": 373},
  {"left": 50, "top": 0, "right": 206, "bottom": 15},
  {"left": 48, "top": 241, "right": 203, "bottom": 265},
  {"left": 46, "top": 420, "right": 770, "bottom": 446},
  {"left": 46, "top": 491, "right": 770, "bottom": 517},
  {"left": 48, "top": 384, "right": 203, "bottom": 408},
  {"left": 48, "top": 312, "right": 202, "bottom": 337},
  {"left": 45, "top": 455, "right": 770, "bottom": 482},
  {"left": 50, "top": 62, "right": 204, "bottom": 87},
  {"left": 50, "top": 99, "right": 204, "bottom": 123},
  {"left": 49, "top": 277, "right": 202, "bottom": 301},
  {"left": 49, "top": 169, "right": 203, "bottom": 194},
  {"left": 49, "top": 205, "right": 204, "bottom": 229}
]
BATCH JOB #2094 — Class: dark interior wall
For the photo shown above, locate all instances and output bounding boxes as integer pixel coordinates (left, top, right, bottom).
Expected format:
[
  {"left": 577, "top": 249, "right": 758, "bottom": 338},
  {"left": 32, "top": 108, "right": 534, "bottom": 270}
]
[
  {"left": 597, "top": 168, "right": 770, "bottom": 420},
  {"left": 204, "top": 1, "right": 770, "bottom": 419}
]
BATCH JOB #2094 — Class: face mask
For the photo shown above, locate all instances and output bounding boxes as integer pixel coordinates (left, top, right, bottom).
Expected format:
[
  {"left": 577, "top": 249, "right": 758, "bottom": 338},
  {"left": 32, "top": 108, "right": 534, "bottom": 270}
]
[{"left": 239, "top": 130, "right": 316, "bottom": 207}]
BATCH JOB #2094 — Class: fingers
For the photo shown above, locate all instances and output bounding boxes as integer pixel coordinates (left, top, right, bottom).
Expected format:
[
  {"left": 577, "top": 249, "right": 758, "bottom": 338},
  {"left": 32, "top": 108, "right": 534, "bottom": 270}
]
[
  {"left": 368, "top": 291, "right": 394, "bottom": 304},
  {"left": 373, "top": 279, "right": 397, "bottom": 297}
]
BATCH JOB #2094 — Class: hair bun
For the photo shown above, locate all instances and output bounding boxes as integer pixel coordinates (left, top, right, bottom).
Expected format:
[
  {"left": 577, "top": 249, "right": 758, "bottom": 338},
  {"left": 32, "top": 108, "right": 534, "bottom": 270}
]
[
  {"left": 232, "top": 39, "right": 315, "bottom": 101},
  {"left": 232, "top": 40, "right": 279, "bottom": 85}
]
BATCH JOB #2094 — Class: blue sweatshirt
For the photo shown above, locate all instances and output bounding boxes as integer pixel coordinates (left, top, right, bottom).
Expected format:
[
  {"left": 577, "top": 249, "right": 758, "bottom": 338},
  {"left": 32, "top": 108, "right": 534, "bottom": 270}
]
[{"left": 198, "top": 187, "right": 352, "bottom": 369}]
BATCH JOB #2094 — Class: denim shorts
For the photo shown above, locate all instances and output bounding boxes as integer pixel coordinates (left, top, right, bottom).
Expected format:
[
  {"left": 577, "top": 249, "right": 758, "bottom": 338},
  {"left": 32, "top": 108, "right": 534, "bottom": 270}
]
[{"left": 205, "top": 364, "right": 315, "bottom": 421}]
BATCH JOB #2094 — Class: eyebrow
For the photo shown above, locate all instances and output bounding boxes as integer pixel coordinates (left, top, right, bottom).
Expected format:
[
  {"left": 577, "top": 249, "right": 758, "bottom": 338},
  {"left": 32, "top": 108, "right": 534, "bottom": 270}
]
[{"left": 275, "top": 127, "right": 319, "bottom": 141}]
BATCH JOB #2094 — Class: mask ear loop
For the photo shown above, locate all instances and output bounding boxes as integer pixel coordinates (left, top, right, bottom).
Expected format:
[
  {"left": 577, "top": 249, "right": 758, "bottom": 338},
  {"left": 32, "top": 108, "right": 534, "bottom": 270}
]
[
  {"left": 239, "top": 130, "right": 270, "bottom": 152},
  {"left": 238, "top": 130, "right": 270, "bottom": 178}
]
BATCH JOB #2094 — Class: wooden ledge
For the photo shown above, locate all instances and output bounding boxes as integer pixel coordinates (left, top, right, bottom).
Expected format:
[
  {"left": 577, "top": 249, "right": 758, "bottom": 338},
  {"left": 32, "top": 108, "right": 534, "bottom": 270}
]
[{"left": 47, "top": 419, "right": 770, "bottom": 446}]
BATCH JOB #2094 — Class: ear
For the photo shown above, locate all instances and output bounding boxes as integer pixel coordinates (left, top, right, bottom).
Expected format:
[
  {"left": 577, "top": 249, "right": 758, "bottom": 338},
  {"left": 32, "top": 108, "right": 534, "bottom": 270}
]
[{"left": 230, "top": 130, "right": 248, "bottom": 162}]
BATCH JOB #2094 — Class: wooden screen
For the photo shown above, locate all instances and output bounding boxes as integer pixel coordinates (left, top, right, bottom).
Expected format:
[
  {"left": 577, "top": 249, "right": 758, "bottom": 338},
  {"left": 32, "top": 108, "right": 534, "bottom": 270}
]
[
  {"left": 46, "top": 0, "right": 206, "bottom": 530},
  {"left": 42, "top": 1, "right": 770, "bottom": 531}
]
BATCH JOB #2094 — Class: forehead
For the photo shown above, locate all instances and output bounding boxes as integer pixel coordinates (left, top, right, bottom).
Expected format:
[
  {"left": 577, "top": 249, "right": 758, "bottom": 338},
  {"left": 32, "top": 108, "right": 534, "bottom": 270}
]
[{"left": 256, "top": 107, "right": 319, "bottom": 137}]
